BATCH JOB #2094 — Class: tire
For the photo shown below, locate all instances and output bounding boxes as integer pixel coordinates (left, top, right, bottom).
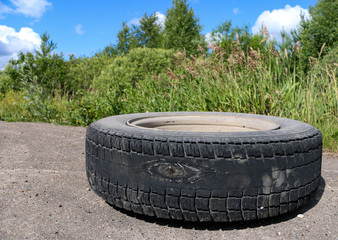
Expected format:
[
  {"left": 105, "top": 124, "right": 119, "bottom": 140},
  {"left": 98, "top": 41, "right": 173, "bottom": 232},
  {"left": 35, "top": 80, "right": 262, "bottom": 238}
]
[{"left": 85, "top": 112, "right": 322, "bottom": 222}]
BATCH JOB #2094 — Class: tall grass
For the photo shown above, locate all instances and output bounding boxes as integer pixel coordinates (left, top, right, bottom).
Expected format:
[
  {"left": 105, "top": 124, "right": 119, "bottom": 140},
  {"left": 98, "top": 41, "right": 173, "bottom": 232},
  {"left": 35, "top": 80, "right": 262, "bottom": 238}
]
[
  {"left": 0, "top": 44, "right": 337, "bottom": 151},
  {"left": 122, "top": 44, "right": 337, "bottom": 150}
]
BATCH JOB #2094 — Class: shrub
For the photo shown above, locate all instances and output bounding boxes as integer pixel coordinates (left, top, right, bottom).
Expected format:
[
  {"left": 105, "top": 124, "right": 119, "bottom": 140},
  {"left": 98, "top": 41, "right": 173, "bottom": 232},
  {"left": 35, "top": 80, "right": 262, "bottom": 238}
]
[
  {"left": 93, "top": 47, "right": 174, "bottom": 90},
  {"left": 66, "top": 54, "right": 113, "bottom": 95},
  {"left": 0, "top": 70, "right": 13, "bottom": 94},
  {"left": 88, "top": 48, "right": 174, "bottom": 118},
  {"left": 0, "top": 90, "right": 28, "bottom": 121}
]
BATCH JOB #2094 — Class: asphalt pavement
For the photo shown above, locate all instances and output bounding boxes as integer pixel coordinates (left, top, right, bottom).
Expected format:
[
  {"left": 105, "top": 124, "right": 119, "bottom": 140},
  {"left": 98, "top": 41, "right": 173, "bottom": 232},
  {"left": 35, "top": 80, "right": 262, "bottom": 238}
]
[{"left": 0, "top": 121, "right": 337, "bottom": 240}]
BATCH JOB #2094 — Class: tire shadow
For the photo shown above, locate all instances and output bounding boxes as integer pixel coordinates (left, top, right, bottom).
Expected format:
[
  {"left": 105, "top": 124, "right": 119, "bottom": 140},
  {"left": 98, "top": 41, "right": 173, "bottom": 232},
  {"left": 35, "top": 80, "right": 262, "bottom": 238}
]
[{"left": 109, "top": 177, "right": 326, "bottom": 231}]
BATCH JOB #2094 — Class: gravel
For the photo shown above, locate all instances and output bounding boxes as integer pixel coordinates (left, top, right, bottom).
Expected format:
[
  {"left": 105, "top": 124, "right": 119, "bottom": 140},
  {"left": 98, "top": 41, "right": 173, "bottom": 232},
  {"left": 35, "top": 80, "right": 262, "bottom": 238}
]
[{"left": 0, "top": 121, "right": 337, "bottom": 240}]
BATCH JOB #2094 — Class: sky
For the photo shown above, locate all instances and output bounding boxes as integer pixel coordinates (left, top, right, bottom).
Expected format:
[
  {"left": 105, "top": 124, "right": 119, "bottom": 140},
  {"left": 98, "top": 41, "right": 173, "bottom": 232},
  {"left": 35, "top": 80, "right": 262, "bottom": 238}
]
[{"left": 0, "top": 0, "right": 318, "bottom": 68}]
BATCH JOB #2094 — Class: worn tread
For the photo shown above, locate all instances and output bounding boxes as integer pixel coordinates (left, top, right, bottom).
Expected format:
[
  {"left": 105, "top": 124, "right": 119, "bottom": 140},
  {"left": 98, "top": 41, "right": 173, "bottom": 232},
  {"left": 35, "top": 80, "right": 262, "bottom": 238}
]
[
  {"left": 85, "top": 112, "right": 322, "bottom": 222},
  {"left": 87, "top": 170, "right": 320, "bottom": 222}
]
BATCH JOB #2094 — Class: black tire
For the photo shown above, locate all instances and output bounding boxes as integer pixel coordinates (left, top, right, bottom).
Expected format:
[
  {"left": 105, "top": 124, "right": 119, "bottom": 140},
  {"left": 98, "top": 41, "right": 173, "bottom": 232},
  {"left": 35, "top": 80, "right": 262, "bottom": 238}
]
[{"left": 85, "top": 112, "right": 322, "bottom": 222}]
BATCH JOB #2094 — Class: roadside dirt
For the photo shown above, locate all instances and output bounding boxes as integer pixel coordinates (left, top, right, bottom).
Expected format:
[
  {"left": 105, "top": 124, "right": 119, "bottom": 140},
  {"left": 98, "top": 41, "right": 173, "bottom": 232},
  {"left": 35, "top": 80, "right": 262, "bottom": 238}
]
[{"left": 0, "top": 121, "right": 337, "bottom": 240}]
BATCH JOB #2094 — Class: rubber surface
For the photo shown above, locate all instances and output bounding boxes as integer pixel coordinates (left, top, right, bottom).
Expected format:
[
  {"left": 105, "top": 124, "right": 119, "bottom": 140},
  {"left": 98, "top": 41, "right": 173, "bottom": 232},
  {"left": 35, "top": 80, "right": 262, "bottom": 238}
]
[{"left": 85, "top": 112, "right": 322, "bottom": 222}]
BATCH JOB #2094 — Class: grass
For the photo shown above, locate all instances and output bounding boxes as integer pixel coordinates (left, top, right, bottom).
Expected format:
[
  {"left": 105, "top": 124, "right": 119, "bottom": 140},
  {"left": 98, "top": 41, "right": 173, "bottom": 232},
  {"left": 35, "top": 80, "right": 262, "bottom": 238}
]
[
  {"left": 120, "top": 45, "right": 338, "bottom": 151},
  {"left": 0, "top": 44, "right": 337, "bottom": 152}
]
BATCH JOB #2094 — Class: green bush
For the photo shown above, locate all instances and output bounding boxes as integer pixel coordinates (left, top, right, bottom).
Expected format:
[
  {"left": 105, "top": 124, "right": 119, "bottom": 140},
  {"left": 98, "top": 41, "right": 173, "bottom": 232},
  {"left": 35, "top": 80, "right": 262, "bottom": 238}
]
[
  {"left": 0, "top": 90, "right": 28, "bottom": 121},
  {"left": 93, "top": 47, "right": 174, "bottom": 90},
  {"left": 310, "top": 45, "right": 338, "bottom": 78},
  {"left": 66, "top": 54, "right": 113, "bottom": 95},
  {"left": 0, "top": 70, "right": 13, "bottom": 94},
  {"left": 68, "top": 90, "right": 121, "bottom": 126},
  {"left": 86, "top": 48, "right": 175, "bottom": 119}
]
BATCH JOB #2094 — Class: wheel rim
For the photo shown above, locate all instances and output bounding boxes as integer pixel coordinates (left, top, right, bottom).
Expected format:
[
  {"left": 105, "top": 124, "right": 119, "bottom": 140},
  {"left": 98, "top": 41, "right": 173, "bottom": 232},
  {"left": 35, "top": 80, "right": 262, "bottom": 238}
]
[{"left": 127, "top": 115, "right": 280, "bottom": 132}]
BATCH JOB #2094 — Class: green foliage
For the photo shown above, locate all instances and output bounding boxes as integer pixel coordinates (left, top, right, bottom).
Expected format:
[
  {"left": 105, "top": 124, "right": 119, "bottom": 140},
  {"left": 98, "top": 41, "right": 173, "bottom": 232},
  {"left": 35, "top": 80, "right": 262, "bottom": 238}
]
[
  {"left": 113, "top": 0, "right": 206, "bottom": 55},
  {"left": 298, "top": 0, "right": 338, "bottom": 70},
  {"left": 2, "top": 42, "right": 337, "bottom": 150},
  {"left": 210, "top": 22, "right": 284, "bottom": 66},
  {"left": 164, "top": 0, "right": 205, "bottom": 56},
  {"left": 139, "top": 13, "right": 163, "bottom": 48},
  {"left": 125, "top": 46, "right": 288, "bottom": 114},
  {"left": 68, "top": 89, "right": 122, "bottom": 125},
  {"left": 93, "top": 47, "right": 174, "bottom": 91},
  {"left": 122, "top": 46, "right": 337, "bottom": 150},
  {"left": 115, "top": 13, "right": 164, "bottom": 54},
  {"left": 278, "top": 28, "right": 293, "bottom": 52},
  {"left": 98, "top": 43, "right": 118, "bottom": 58},
  {"left": 209, "top": 26, "right": 304, "bottom": 85},
  {"left": 210, "top": 21, "right": 254, "bottom": 53},
  {"left": 0, "top": 68, "right": 14, "bottom": 93},
  {"left": 70, "top": 47, "right": 175, "bottom": 124},
  {"left": 8, "top": 33, "right": 69, "bottom": 95},
  {"left": 22, "top": 81, "right": 58, "bottom": 121},
  {"left": 1, "top": 0, "right": 337, "bottom": 151},
  {"left": 0, "top": 88, "right": 72, "bottom": 124},
  {"left": 0, "top": 90, "right": 27, "bottom": 121},
  {"left": 38, "top": 32, "right": 57, "bottom": 57},
  {"left": 116, "top": 22, "right": 141, "bottom": 54},
  {"left": 310, "top": 45, "right": 338, "bottom": 78},
  {"left": 66, "top": 54, "right": 113, "bottom": 94}
]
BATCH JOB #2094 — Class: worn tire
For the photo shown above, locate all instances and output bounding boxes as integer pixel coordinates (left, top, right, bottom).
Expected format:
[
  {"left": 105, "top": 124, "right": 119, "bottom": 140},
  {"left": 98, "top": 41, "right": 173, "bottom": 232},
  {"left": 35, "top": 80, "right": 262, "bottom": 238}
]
[{"left": 85, "top": 112, "right": 322, "bottom": 222}]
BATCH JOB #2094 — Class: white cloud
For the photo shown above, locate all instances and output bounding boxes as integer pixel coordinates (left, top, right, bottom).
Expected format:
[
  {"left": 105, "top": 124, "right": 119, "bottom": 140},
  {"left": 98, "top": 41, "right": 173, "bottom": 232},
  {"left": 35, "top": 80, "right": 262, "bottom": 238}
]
[
  {"left": 252, "top": 5, "right": 310, "bottom": 42},
  {"left": 75, "top": 24, "right": 84, "bottom": 35},
  {"left": 1, "top": 0, "right": 51, "bottom": 19},
  {"left": 128, "top": 12, "right": 166, "bottom": 28},
  {"left": 155, "top": 12, "right": 166, "bottom": 27},
  {"left": 204, "top": 32, "right": 222, "bottom": 44},
  {"left": 128, "top": 17, "right": 141, "bottom": 26},
  {"left": 205, "top": 32, "right": 212, "bottom": 43},
  {"left": 0, "top": 2, "right": 12, "bottom": 17},
  {"left": 0, "top": 25, "right": 41, "bottom": 68},
  {"left": 233, "top": 8, "right": 239, "bottom": 15}
]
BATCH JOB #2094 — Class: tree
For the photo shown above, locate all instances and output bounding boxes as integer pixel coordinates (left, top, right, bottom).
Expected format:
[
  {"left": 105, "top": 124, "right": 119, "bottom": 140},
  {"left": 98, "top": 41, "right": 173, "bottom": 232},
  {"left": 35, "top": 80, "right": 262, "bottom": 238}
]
[
  {"left": 163, "top": 0, "right": 204, "bottom": 56},
  {"left": 116, "top": 13, "right": 163, "bottom": 53},
  {"left": 36, "top": 32, "right": 57, "bottom": 57},
  {"left": 116, "top": 22, "right": 141, "bottom": 55},
  {"left": 210, "top": 21, "right": 253, "bottom": 51},
  {"left": 297, "top": 0, "right": 338, "bottom": 69},
  {"left": 210, "top": 21, "right": 274, "bottom": 58},
  {"left": 96, "top": 43, "right": 118, "bottom": 58},
  {"left": 139, "top": 13, "right": 163, "bottom": 48},
  {"left": 7, "top": 32, "right": 69, "bottom": 95}
]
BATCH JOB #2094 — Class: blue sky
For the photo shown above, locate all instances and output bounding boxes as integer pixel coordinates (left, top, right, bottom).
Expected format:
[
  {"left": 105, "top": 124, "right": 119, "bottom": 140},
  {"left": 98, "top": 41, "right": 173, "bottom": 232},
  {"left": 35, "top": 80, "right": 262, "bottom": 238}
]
[{"left": 0, "top": 0, "right": 317, "bottom": 68}]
